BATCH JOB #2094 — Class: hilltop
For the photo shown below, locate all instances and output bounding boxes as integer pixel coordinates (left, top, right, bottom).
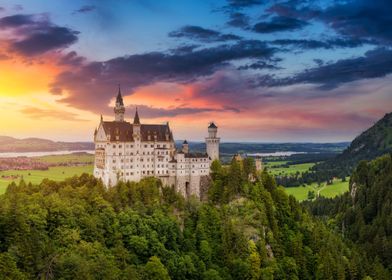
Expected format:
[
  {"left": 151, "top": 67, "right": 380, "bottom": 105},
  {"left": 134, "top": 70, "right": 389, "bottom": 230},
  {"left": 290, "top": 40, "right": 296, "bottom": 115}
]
[
  {"left": 313, "top": 112, "right": 392, "bottom": 178},
  {"left": 0, "top": 136, "right": 94, "bottom": 153},
  {"left": 0, "top": 162, "right": 388, "bottom": 279}
]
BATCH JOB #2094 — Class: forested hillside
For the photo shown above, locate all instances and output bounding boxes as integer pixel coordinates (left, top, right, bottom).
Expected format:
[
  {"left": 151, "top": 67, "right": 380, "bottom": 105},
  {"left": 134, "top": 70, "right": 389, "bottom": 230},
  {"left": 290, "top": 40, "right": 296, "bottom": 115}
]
[
  {"left": 0, "top": 159, "right": 389, "bottom": 279},
  {"left": 312, "top": 113, "right": 392, "bottom": 180},
  {"left": 305, "top": 153, "right": 392, "bottom": 272}
]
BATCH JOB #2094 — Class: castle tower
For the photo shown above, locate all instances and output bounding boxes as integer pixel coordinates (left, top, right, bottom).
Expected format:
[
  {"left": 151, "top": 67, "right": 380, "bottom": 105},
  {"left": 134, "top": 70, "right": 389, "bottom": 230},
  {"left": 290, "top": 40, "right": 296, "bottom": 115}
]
[
  {"left": 114, "top": 86, "right": 125, "bottom": 122},
  {"left": 133, "top": 107, "right": 141, "bottom": 138},
  {"left": 206, "top": 122, "right": 220, "bottom": 161},
  {"left": 182, "top": 140, "right": 189, "bottom": 154}
]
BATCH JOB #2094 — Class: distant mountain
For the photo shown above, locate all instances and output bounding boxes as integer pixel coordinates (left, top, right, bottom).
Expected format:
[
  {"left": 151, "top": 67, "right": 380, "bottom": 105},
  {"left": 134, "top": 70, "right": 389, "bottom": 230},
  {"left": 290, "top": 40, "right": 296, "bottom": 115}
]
[
  {"left": 340, "top": 112, "right": 392, "bottom": 161},
  {"left": 0, "top": 136, "right": 94, "bottom": 153},
  {"left": 313, "top": 112, "right": 392, "bottom": 177},
  {"left": 175, "top": 141, "right": 349, "bottom": 154},
  {"left": 0, "top": 135, "right": 349, "bottom": 155}
]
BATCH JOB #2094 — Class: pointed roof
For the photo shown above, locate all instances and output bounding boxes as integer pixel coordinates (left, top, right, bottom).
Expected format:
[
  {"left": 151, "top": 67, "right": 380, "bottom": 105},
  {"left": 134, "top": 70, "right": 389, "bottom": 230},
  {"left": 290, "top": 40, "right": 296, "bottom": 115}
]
[
  {"left": 116, "top": 85, "right": 124, "bottom": 106},
  {"left": 133, "top": 107, "right": 140, "bottom": 125},
  {"left": 183, "top": 140, "right": 188, "bottom": 144},
  {"left": 208, "top": 122, "right": 217, "bottom": 129}
]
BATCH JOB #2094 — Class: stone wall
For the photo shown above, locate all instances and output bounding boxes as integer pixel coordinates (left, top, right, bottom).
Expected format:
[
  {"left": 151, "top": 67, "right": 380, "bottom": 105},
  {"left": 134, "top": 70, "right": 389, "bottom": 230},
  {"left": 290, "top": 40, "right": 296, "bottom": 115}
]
[{"left": 199, "top": 175, "right": 211, "bottom": 201}]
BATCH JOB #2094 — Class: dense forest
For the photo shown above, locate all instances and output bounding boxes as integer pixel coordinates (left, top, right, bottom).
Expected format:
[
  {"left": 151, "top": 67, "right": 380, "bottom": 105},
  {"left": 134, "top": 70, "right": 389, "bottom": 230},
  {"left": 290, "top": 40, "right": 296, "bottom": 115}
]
[
  {"left": 304, "top": 153, "right": 392, "bottom": 272},
  {"left": 0, "top": 158, "right": 390, "bottom": 279}
]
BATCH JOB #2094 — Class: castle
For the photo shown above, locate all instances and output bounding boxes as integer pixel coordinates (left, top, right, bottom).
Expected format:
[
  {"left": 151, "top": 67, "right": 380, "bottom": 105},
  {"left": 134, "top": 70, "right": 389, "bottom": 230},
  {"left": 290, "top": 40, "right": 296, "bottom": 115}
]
[{"left": 93, "top": 88, "right": 220, "bottom": 198}]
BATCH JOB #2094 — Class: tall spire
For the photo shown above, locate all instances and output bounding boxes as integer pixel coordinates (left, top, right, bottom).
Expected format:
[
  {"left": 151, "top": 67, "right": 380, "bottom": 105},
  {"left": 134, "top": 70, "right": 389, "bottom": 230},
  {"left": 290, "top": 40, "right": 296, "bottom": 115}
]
[
  {"left": 116, "top": 84, "right": 124, "bottom": 106},
  {"left": 133, "top": 107, "right": 140, "bottom": 125},
  {"left": 114, "top": 86, "right": 125, "bottom": 122}
]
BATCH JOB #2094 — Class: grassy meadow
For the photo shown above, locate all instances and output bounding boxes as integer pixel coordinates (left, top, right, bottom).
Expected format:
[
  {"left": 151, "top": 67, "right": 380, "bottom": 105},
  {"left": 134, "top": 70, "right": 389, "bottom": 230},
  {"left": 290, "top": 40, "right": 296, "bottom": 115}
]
[
  {"left": 0, "top": 153, "right": 94, "bottom": 194},
  {"left": 264, "top": 160, "right": 349, "bottom": 201},
  {"left": 36, "top": 153, "right": 94, "bottom": 164},
  {"left": 284, "top": 179, "right": 349, "bottom": 201},
  {"left": 265, "top": 161, "right": 315, "bottom": 176}
]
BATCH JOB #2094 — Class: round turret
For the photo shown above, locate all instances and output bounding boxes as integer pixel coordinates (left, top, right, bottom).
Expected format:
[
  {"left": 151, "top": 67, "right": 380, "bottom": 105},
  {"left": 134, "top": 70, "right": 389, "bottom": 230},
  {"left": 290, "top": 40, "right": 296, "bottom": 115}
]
[{"left": 206, "top": 122, "right": 220, "bottom": 161}]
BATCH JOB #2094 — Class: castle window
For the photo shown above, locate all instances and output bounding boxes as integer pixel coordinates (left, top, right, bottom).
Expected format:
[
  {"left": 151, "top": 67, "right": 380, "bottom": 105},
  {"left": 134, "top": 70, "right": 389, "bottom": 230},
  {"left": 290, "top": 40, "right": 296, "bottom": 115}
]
[
  {"left": 113, "top": 160, "right": 116, "bottom": 163},
  {"left": 151, "top": 145, "right": 154, "bottom": 148},
  {"left": 144, "top": 144, "right": 147, "bottom": 148},
  {"left": 113, "top": 144, "right": 116, "bottom": 148},
  {"left": 119, "top": 145, "right": 122, "bottom": 148}
]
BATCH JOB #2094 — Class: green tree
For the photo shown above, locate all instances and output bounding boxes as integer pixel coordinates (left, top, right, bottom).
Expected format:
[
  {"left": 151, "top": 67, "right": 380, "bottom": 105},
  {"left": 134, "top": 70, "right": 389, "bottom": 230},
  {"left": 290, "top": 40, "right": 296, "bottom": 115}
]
[{"left": 143, "top": 256, "right": 170, "bottom": 280}]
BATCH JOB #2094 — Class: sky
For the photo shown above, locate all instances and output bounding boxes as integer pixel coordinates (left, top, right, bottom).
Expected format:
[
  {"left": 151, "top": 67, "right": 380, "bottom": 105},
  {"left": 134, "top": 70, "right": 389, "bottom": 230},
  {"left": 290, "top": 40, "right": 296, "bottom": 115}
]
[{"left": 0, "top": 0, "right": 391, "bottom": 142}]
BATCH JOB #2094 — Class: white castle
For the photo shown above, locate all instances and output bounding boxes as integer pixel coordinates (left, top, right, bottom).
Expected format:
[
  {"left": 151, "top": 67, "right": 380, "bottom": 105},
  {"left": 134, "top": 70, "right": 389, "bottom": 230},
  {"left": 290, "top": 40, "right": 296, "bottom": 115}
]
[{"left": 93, "top": 88, "right": 220, "bottom": 198}]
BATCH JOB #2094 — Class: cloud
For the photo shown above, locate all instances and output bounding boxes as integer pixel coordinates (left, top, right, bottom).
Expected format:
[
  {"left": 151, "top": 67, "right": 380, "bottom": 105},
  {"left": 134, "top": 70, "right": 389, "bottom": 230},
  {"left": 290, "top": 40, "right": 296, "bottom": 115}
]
[
  {"left": 73, "top": 5, "right": 96, "bottom": 14},
  {"left": 57, "top": 51, "right": 86, "bottom": 66},
  {"left": 20, "top": 106, "right": 86, "bottom": 121},
  {"left": 128, "top": 104, "right": 239, "bottom": 119},
  {"left": 238, "top": 60, "right": 281, "bottom": 70},
  {"left": 270, "top": 38, "right": 366, "bottom": 50},
  {"left": 253, "top": 16, "right": 308, "bottom": 33},
  {"left": 269, "top": 0, "right": 392, "bottom": 45},
  {"left": 51, "top": 40, "right": 276, "bottom": 113},
  {"left": 227, "top": 12, "right": 250, "bottom": 28},
  {"left": 0, "top": 7, "right": 5, "bottom": 12},
  {"left": 168, "top": 25, "right": 241, "bottom": 42},
  {"left": 264, "top": 48, "right": 392, "bottom": 89},
  {"left": 321, "top": 0, "right": 392, "bottom": 45},
  {"left": 0, "top": 53, "right": 10, "bottom": 60},
  {"left": 0, "top": 14, "right": 35, "bottom": 27},
  {"left": 225, "top": 0, "right": 263, "bottom": 9},
  {"left": 0, "top": 14, "right": 79, "bottom": 56}
]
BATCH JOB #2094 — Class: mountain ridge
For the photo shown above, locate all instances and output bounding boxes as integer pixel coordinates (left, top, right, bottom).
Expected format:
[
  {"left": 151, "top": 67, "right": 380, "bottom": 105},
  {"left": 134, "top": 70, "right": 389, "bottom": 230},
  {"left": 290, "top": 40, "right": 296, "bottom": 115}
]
[
  {"left": 0, "top": 136, "right": 94, "bottom": 153},
  {"left": 313, "top": 112, "right": 392, "bottom": 178}
]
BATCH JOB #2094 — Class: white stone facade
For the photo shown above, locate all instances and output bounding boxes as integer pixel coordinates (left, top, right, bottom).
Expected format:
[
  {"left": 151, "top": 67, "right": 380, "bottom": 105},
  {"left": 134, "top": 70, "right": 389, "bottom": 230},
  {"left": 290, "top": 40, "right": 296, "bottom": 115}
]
[{"left": 93, "top": 89, "right": 220, "bottom": 198}]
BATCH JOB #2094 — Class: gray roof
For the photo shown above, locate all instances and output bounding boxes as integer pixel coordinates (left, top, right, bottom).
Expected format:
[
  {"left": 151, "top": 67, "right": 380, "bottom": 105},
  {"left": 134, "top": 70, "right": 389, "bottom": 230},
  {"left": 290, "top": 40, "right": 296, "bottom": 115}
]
[
  {"left": 101, "top": 121, "right": 173, "bottom": 142},
  {"left": 185, "top": 152, "right": 209, "bottom": 158},
  {"left": 208, "top": 122, "right": 217, "bottom": 129}
]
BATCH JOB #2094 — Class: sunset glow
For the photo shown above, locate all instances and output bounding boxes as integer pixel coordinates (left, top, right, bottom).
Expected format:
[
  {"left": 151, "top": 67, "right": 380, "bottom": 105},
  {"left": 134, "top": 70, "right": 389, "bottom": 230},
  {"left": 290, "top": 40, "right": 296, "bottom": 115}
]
[{"left": 0, "top": 0, "right": 391, "bottom": 142}]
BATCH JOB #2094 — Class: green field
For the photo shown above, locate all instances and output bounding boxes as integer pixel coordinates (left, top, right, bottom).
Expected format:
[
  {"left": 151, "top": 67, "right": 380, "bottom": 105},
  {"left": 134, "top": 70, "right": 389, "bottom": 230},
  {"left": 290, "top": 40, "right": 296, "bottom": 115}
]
[
  {"left": 266, "top": 162, "right": 315, "bottom": 176},
  {"left": 265, "top": 160, "right": 349, "bottom": 200},
  {"left": 36, "top": 153, "right": 94, "bottom": 164},
  {"left": 284, "top": 179, "right": 349, "bottom": 201},
  {"left": 0, "top": 165, "right": 93, "bottom": 194}
]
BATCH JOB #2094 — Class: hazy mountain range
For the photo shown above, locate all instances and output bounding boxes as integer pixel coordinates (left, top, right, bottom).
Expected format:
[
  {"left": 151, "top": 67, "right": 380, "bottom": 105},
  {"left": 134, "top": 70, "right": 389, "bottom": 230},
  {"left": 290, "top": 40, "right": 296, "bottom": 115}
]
[
  {"left": 0, "top": 136, "right": 94, "bottom": 153},
  {"left": 0, "top": 135, "right": 350, "bottom": 154}
]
